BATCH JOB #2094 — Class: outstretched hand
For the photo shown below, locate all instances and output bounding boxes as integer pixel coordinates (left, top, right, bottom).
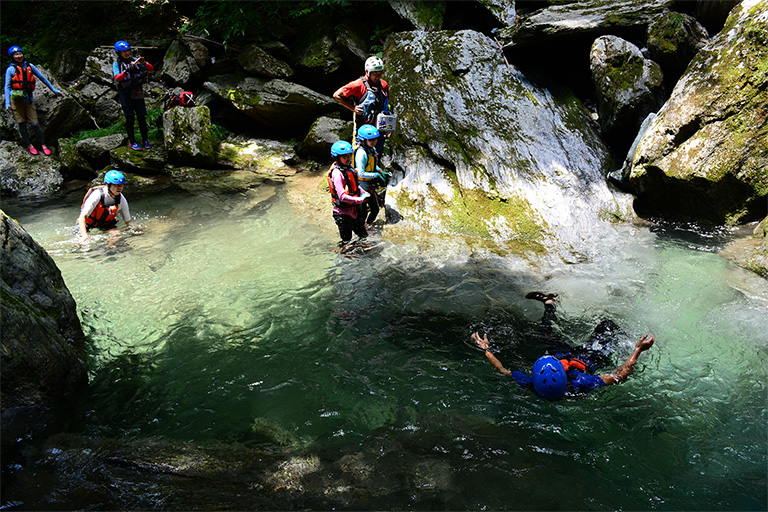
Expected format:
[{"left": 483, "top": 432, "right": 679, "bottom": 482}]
[
  {"left": 635, "top": 334, "right": 655, "bottom": 352},
  {"left": 471, "top": 332, "right": 489, "bottom": 350}
]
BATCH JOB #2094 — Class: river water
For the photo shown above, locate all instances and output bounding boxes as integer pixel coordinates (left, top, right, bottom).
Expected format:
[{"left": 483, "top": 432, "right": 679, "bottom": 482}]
[{"left": 2, "top": 174, "right": 767, "bottom": 510}]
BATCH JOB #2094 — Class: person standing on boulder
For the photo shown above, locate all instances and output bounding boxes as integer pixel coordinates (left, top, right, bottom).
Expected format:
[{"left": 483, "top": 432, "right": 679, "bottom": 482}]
[
  {"left": 113, "top": 40, "right": 153, "bottom": 151},
  {"left": 333, "top": 56, "right": 392, "bottom": 155},
  {"left": 4, "top": 45, "right": 63, "bottom": 156},
  {"left": 77, "top": 170, "right": 133, "bottom": 244}
]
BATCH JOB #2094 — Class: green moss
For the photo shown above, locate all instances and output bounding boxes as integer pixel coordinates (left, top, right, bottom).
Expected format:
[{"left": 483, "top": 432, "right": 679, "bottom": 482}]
[{"left": 223, "top": 88, "right": 261, "bottom": 107}]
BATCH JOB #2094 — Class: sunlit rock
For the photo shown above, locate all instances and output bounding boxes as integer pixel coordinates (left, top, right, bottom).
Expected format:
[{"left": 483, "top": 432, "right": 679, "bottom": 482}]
[
  {"left": 721, "top": 216, "right": 768, "bottom": 278},
  {"left": 628, "top": 0, "right": 768, "bottom": 224},
  {"left": 163, "top": 105, "right": 217, "bottom": 168},
  {"left": 385, "top": 29, "right": 634, "bottom": 259},
  {"left": 299, "top": 115, "right": 353, "bottom": 159},
  {"left": 388, "top": 0, "right": 445, "bottom": 31}
]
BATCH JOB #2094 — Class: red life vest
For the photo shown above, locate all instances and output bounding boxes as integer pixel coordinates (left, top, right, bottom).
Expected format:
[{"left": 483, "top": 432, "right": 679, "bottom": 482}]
[
  {"left": 327, "top": 161, "right": 361, "bottom": 207},
  {"left": 82, "top": 186, "right": 121, "bottom": 229},
  {"left": 560, "top": 358, "right": 588, "bottom": 372},
  {"left": 10, "top": 62, "right": 36, "bottom": 92}
]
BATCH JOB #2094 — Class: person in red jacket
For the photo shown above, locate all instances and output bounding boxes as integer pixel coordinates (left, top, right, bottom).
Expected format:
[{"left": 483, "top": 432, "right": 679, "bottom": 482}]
[
  {"left": 112, "top": 40, "right": 154, "bottom": 151},
  {"left": 333, "top": 56, "right": 391, "bottom": 155}
]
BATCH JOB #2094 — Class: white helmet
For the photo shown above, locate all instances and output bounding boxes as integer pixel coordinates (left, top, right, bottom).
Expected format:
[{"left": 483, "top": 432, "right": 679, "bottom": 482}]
[{"left": 365, "top": 56, "right": 384, "bottom": 73}]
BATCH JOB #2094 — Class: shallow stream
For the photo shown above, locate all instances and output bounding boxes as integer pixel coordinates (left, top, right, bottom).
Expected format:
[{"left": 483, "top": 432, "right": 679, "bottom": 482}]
[{"left": 2, "top": 174, "right": 767, "bottom": 510}]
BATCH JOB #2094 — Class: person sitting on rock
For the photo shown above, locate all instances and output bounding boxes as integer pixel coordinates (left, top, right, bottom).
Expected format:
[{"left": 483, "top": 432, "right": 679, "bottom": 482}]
[
  {"left": 327, "top": 140, "right": 370, "bottom": 245},
  {"left": 3, "top": 45, "right": 63, "bottom": 156},
  {"left": 471, "top": 292, "right": 655, "bottom": 400},
  {"left": 77, "top": 170, "right": 132, "bottom": 243},
  {"left": 112, "top": 40, "right": 153, "bottom": 151}
]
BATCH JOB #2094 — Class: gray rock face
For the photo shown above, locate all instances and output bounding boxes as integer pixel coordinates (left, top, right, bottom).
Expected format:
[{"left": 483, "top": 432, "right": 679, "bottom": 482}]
[
  {"left": 76, "top": 82, "right": 123, "bottom": 127},
  {"left": 83, "top": 47, "right": 117, "bottom": 86},
  {"left": 720, "top": 216, "right": 768, "bottom": 278},
  {"left": 204, "top": 75, "right": 338, "bottom": 133},
  {"left": 299, "top": 116, "right": 354, "bottom": 159},
  {"left": 0, "top": 210, "right": 87, "bottom": 412},
  {"left": 238, "top": 44, "right": 294, "bottom": 79},
  {"left": 482, "top": 0, "right": 516, "bottom": 26},
  {"left": 388, "top": 0, "right": 445, "bottom": 31},
  {"left": 628, "top": 0, "right": 768, "bottom": 224},
  {"left": 162, "top": 38, "right": 209, "bottom": 86},
  {"left": 0, "top": 141, "right": 63, "bottom": 198},
  {"left": 497, "top": 0, "right": 675, "bottom": 48},
  {"left": 590, "top": 35, "right": 665, "bottom": 153},
  {"left": 385, "top": 29, "right": 634, "bottom": 258},
  {"left": 646, "top": 11, "right": 709, "bottom": 87},
  {"left": 163, "top": 105, "right": 217, "bottom": 168}
]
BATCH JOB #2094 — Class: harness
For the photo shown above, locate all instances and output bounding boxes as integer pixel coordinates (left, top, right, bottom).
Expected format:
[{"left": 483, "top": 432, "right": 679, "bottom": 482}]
[
  {"left": 353, "top": 143, "right": 378, "bottom": 180},
  {"left": 10, "top": 62, "right": 36, "bottom": 93},
  {"left": 359, "top": 76, "right": 389, "bottom": 122},
  {"left": 327, "top": 161, "right": 360, "bottom": 207},
  {"left": 116, "top": 58, "right": 146, "bottom": 90},
  {"left": 82, "top": 186, "right": 121, "bottom": 229}
]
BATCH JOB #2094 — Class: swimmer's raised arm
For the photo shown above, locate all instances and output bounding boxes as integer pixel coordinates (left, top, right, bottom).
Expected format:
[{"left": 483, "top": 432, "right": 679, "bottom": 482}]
[
  {"left": 599, "top": 334, "right": 655, "bottom": 385},
  {"left": 472, "top": 332, "right": 512, "bottom": 377}
]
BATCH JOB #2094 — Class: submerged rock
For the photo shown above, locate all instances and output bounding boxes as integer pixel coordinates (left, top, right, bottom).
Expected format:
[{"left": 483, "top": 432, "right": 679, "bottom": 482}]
[
  {"left": 721, "top": 217, "right": 768, "bottom": 278},
  {"left": 628, "top": 0, "right": 768, "bottom": 224}
]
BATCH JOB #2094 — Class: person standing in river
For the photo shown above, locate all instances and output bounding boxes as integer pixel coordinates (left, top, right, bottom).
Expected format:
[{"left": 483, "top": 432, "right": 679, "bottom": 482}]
[
  {"left": 113, "top": 40, "right": 153, "bottom": 151},
  {"left": 4, "top": 45, "right": 63, "bottom": 156},
  {"left": 333, "top": 56, "right": 392, "bottom": 155},
  {"left": 472, "top": 292, "right": 655, "bottom": 400},
  {"left": 77, "top": 170, "right": 133, "bottom": 244},
  {"left": 327, "top": 140, "right": 370, "bottom": 245}
]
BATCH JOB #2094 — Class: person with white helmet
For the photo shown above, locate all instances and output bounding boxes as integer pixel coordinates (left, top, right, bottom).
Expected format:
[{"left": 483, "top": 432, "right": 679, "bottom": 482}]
[
  {"left": 333, "top": 56, "right": 392, "bottom": 155},
  {"left": 77, "top": 170, "right": 133, "bottom": 243},
  {"left": 4, "top": 45, "right": 63, "bottom": 156},
  {"left": 471, "top": 292, "right": 655, "bottom": 401}
]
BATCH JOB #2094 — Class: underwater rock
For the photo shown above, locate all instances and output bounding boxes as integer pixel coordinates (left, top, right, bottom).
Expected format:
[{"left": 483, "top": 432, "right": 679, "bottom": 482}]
[{"left": 628, "top": 0, "right": 768, "bottom": 224}]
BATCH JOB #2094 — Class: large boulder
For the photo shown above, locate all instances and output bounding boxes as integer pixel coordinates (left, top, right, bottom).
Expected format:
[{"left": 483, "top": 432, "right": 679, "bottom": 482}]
[
  {"left": 387, "top": 0, "right": 445, "bottom": 31},
  {"left": 335, "top": 23, "right": 370, "bottom": 70},
  {"left": 299, "top": 115, "right": 354, "bottom": 159},
  {"left": 0, "top": 141, "right": 63, "bottom": 198},
  {"left": 497, "top": 0, "right": 675, "bottom": 49},
  {"left": 162, "top": 38, "right": 210, "bottom": 86},
  {"left": 238, "top": 44, "right": 294, "bottom": 79},
  {"left": 720, "top": 216, "right": 768, "bottom": 278},
  {"left": 83, "top": 47, "right": 116, "bottom": 86},
  {"left": 204, "top": 75, "right": 339, "bottom": 133},
  {"left": 628, "top": 0, "right": 768, "bottom": 224},
  {"left": 1, "top": 210, "right": 87, "bottom": 420},
  {"left": 646, "top": 11, "right": 709, "bottom": 88},
  {"left": 589, "top": 35, "right": 665, "bottom": 154},
  {"left": 75, "top": 82, "right": 123, "bottom": 127},
  {"left": 482, "top": 0, "right": 516, "bottom": 27},
  {"left": 384, "top": 30, "right": 635, "bottom": 259},
  {"left": 163, "top": 105, "right": 217, "bottom": 168}
]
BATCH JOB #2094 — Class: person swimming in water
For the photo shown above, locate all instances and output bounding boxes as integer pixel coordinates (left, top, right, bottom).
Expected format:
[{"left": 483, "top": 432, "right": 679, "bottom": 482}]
[{"left": 472, "top": 292, "right": 655, "bottom": 400}]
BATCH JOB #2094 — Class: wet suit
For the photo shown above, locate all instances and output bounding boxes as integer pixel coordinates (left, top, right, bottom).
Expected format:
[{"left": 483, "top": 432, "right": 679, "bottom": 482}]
[{"left": 511, "top": 303, "right": 622, "bottom": 395}]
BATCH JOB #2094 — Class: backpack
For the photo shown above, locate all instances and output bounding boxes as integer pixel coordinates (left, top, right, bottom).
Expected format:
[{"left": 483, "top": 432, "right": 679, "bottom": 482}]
[{"left": 163, "top": 91, "right": 195, "bottom": 111}]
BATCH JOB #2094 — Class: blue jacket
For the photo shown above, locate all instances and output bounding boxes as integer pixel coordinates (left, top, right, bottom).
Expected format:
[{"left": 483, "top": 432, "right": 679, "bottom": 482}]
[
  {"left": 510, "top": 369, "right": 605, "bottom": 395},
  {"left": 4, "top": 61, "right": 60, "bottom": 109}
]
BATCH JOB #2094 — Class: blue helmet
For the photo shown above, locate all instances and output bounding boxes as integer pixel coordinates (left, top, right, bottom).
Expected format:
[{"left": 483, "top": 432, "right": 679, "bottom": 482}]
[
  {"left": 104, "top": 170, "right": 126, "bottom": 185},
  {"left": 357, "top": 124, "right": 380, "bottom": 140},
  {"left": 114, "top": 40, "right": 131, "bottom": 53},
  {"left": 330, "top": 140, "right": 354, "bottom": 158},
  {"left": 532, "top": 356, "right": 567, "bottom": 400},
  {"left": 8, "top": 46, "right": 22, "bottom": 57}
]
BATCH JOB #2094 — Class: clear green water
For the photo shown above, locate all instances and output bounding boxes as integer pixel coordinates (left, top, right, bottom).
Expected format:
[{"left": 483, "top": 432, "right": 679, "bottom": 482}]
[{"left": 2, "top": 181, "right": 767, "bottom": 510}]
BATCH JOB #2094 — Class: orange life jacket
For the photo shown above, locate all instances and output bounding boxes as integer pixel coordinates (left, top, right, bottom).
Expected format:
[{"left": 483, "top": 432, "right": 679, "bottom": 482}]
[
  {"left": 560, "top": 358, "right": 587, "bottom": 372},
  {"left": 10, "top": 62, "right": 36, "bottom": 92},
  {"left": 327, "top": 161, "right": 360, "bottom": 207},
  {"left": 82, "top": 186, "right": 121, "bottom": 229}
]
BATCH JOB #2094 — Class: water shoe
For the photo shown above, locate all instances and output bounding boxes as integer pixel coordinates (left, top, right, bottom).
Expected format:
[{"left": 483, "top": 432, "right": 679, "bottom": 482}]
[
  {"left": 28, "top": 146, "right": 38, "bottom": 155},
  {"left": 129, "top": 142, "right": 143, "bottom": 151},
  {"left": 143, "top": 140, "right": 152, "bottom": 149},
  {"left": 42, "top": 147, "right": 52, "bottom": 156}
]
